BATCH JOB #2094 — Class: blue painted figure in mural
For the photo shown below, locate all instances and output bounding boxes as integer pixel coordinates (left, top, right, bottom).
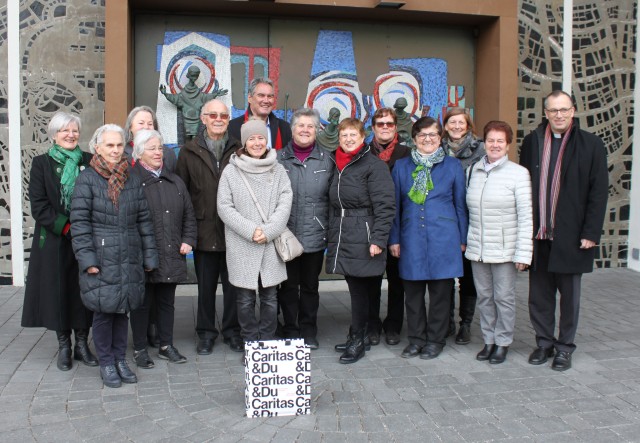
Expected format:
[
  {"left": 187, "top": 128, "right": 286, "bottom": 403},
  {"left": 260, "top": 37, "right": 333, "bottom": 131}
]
[{"left": 159, "top": 65, "right": 228, "bottom": 139}]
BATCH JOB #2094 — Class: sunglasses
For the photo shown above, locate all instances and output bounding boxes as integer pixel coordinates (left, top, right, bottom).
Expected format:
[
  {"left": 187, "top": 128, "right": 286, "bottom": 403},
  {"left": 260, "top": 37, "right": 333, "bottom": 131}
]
[
  {"left": 374, "top": 121, "right": 396, "bottom": 128},
  {"left": 203, "top": 112, "right": 230, "bottom": 120}
]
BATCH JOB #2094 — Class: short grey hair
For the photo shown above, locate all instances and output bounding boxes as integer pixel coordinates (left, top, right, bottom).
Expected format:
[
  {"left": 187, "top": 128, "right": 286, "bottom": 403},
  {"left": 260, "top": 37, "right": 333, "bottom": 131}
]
[
  {"left": 290, "top": 108, "right": 320, "bottom": 130},
  {"left": 47, "top": 112, "right": 82, "bottom": 142},
  {"left": 124, "top": 105, "right": 158, "bottom": 143},
  {"left": 89, "top": 124, "right": 125, "bottom": 154},
  {"left": 132, "top": 129, "right": 163, "bottom": 160},
  {"left": 248, "top": 77, "right": 274, "bottom": 96},
  {"left": 200, "top": 98, "right": 229, "bottom": 117}
]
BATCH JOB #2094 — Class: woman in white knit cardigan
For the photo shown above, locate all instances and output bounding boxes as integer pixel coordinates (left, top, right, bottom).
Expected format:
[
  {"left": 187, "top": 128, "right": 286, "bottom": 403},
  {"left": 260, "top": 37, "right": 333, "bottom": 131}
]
[
  {"left": 465, "top": 120, "right": 533, "bottom": 364},
  {"left": 217, "top": 119, "right": 292, "bottom": 342}
]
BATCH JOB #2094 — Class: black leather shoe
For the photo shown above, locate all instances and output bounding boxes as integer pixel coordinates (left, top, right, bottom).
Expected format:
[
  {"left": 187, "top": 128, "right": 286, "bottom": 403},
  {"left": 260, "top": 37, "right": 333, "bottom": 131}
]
[
  {"left": 528, "top": 347, "right": 554, "bottom": 365},
  {"left": 115, "top": 360, "right": 137, "bottom": 384},
  {"left": 339, "top": 328, "right": 366, "bottom": 364},
  {"left": 476, "top": 344, "right": 496, "bottom": 361},
  {"left": 369, "top": 329, "right": 381, "bottom": 346},
  {"left": 197, "top": 338, "right": 214, "bottom": 355},
  {"left": 159, "top": 345, "right": 187, "bottom": 364},
  {"left": 100, "top": 365, "right": 122, "bottom": 388},
  {"left": 304, "top": 337, "right": 319, "bottom": 350},
  {"left": 224, "top": 336, "right": 244, "bottom": 353},
  {"left": 455, "top": 324, "right": 471, "bottom": 345},
  {"left": 335, "top": 327, "right": 371, "bottom": 352},
  {"left": 133, "top": 349, "right": 155, "bottom": 369},
  {"left": 73, "top": 329, "right": 98, "bottom": 366},
  {"left": 400, "top": 344, "right": 422, "bottom": 358},
  {"left": 551, "top": 351, "right": 572, "bottom": 371},
  {"left": 419, "top": 344, "right": 443, "bottom": 360},
  {"left": 385, "top": 331, "right": 401, "bottom": 346},
  {"left": 489, "top": 346, "right": 509, "bottom": 364}
]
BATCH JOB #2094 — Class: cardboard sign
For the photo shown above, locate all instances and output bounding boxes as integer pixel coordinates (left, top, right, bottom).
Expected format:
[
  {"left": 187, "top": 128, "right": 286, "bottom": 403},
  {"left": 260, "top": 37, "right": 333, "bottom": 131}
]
[{"left": 244, "top": 339, "right": 311, "bottom": 417}]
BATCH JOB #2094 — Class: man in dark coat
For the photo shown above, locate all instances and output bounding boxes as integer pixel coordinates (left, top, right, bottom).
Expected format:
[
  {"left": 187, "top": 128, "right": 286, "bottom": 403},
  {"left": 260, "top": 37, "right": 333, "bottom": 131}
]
[
  {"left": 519, "top": 90, "right": 608, "bottom": 371},
  {"left": 228, "top": 77, "right": 292, "bottom": 150},
  {"left": 175, "top": 98, "right": 244, "bottom": 355}
]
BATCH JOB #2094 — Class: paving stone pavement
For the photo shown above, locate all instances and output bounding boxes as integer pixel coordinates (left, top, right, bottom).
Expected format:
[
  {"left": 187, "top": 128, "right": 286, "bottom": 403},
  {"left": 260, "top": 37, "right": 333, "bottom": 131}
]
[{"left": 1, "top": 268, "right": 640, "bottom": 442}]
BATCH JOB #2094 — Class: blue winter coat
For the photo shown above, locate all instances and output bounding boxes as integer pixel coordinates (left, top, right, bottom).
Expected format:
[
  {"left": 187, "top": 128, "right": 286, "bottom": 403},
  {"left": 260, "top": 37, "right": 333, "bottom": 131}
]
[{"left": 388, "top": 155, "right": 468, "bottom": 281}]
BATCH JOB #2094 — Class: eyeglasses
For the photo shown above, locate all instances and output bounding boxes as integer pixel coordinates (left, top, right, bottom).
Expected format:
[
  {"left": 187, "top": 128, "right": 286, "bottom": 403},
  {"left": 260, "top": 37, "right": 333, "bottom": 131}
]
[
  {"left": 203, "top": 112, "right": 230, "bottom": 120},
  {"left": 374, "top": 121, "right": 396, "bottom": 128},
  {"left": 545, "top": 107, "right": 573, "bottom": 116},
  {"left": 415, "top": 132, "right": 440, "bottom": 141}
]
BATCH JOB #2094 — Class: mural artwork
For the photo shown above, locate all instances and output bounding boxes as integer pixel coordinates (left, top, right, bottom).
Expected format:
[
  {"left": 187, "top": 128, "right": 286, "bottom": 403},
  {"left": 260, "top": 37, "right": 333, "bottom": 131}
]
[{"left": 155, "top": 30, "right": 465, "bottom": 148}]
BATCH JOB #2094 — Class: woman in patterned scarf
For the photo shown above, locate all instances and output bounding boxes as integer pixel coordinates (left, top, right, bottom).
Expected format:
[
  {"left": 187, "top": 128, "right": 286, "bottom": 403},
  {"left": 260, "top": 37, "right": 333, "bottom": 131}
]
[
  {"left": 71, "top": 124, "right": 158, "bottom": 389},
  {"left": 22, "top": 112, "right": 98, "bottom": 372},
  {"left": 388, "top": 117, "right": 468, "bottom": 361}
]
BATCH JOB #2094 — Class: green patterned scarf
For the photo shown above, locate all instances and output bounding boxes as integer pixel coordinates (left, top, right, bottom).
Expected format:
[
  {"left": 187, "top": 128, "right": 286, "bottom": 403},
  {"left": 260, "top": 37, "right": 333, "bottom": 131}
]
[
  {"left": 48, "top": 144, "right": 83, "bottom": 211},
  {"left": 408, "top": 146, "right": 445, "bottom": 205}
]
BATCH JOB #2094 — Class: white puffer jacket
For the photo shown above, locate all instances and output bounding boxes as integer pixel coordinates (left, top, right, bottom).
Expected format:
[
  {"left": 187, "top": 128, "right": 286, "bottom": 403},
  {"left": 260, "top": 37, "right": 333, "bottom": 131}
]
[{"left": 465, "top": 158, "right": 533, "bottom": 264}]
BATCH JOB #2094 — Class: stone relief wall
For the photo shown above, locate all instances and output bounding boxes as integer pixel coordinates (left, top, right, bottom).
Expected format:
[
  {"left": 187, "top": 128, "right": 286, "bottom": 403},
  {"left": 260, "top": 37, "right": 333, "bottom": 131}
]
[
  {"left": 518, "top": 0, "right": 635, "bottom": 268},
  {"left": 0, "top": 0, "right": 635, "bottom": 280},
  {"left": 0, "top": 0, "right": 105, "bottom": 281}
]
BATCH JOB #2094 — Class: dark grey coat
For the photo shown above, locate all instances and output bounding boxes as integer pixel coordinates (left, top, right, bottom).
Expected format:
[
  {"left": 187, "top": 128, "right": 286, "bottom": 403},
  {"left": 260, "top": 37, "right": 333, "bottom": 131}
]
[
  {"left": 277, "top": 142, "right": 334, "bottom": 253},
  {"left": 325, "top": 147, "right": 396, "bottom": 277},
  {"left": 131, "top": 162, "right": 197, "bottom": 284},
  {"left": 71, "top": 166, "right": 159, "bottom": 314}
]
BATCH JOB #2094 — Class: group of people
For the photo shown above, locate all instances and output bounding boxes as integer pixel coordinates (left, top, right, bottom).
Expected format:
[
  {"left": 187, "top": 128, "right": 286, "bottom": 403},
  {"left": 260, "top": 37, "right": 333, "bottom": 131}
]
[{"left": 21, "top": 77, "right": 608, "bottom": 389}]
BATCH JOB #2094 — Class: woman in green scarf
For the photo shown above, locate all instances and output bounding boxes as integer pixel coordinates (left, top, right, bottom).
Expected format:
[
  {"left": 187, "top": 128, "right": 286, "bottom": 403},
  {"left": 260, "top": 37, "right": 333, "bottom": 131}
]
[
  {"left": 21, "top": 111, "right": 98, "bottom": 371},
  {"left": 388, "top": 117, "right": 468, "bottom": 360}
]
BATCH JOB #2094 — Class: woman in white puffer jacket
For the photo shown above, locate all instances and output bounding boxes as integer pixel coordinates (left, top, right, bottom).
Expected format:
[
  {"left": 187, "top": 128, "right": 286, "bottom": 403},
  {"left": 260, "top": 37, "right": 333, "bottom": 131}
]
[{"left": 465, "top": 121, "right": 533, "bottom": 364}]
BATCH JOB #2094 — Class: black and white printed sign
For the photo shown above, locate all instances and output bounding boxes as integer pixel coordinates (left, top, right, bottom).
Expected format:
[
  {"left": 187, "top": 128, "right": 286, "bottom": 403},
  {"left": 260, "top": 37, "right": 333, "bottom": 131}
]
[{"left": 245, "top": 339, "right": 311, "bottom": 418}]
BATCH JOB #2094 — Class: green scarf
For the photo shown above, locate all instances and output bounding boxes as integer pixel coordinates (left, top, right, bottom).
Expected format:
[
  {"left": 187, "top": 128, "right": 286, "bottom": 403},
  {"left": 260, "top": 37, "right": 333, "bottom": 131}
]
[
  {"left": 408, "top": 146, "right": 445, "bottom": 205},
  {"left": 48, "top": 144, "right": 83, "bottom": 211}
]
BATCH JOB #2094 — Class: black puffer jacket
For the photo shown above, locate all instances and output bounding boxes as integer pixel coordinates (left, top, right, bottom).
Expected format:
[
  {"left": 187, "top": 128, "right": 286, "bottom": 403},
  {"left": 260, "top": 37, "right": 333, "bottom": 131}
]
[
  {"left": 325, "top": 146, "right": 396, "bottom": 277},
  {"left": 131, "top": 162, "right": 197, "bottom": 283},
  {"left": 277, "top": 142, "right": 334, "bottom": 253},
  {"left": 71, "top": 167, "right": 158, "bottom": 314}
]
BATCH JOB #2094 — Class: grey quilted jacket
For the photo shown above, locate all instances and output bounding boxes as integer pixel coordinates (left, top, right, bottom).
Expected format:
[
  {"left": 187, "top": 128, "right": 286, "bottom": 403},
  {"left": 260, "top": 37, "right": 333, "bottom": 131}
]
[
  {"left": 277, "top": 142, "right": 333, "bottom": 253},
  {"left": 71, "top": 166, "right": 158, "bottom": 313}
]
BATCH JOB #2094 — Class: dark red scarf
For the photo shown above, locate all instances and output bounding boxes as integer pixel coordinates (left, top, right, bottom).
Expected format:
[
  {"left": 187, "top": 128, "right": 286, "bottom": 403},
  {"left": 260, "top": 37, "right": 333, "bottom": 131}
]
[
  {"left": 244, "top": 109, "right": 283, "bottom": 150},
  {"left": 90, "top": 154, "right": 129, "bottom": 209},
  {"left": 372, "top": 133, "right": 399, "bottom": 163},
  {"left": 336, "top": 143, "right": 365, "bottom": 172}
]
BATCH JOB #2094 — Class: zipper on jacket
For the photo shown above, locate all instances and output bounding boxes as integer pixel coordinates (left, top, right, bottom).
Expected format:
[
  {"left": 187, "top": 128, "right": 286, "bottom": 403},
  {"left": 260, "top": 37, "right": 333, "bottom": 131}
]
[
  {"left": 477, "top": 169, "right": 489, "bottom": 261},
  {"left": 314, "top": 216, "right": 325, "bottom": 230},
  {"left": 365, "top": 221, "right": 371, "bottom": 243},
  {"left": 100, "top": 238, "right": 105, "bottom": 267},
  {"left": 332, "top": 148, "right": 369, "bottom": 273}
]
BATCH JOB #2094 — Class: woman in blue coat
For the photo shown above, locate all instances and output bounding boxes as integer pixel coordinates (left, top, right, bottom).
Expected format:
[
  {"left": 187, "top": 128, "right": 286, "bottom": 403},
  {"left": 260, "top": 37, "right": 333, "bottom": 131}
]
[{"left": 388, "top": 117, "right": 468, "bottom": 360}]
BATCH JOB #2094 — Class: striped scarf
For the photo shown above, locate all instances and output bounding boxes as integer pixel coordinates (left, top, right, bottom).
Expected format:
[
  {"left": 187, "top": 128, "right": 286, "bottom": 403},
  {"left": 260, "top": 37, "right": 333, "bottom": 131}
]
[
  {"left": 536, "top": 121, "right": 573, "bottom": 240},
  {"left": 90, "top": 154, "right": 129, "bottom": 209}
]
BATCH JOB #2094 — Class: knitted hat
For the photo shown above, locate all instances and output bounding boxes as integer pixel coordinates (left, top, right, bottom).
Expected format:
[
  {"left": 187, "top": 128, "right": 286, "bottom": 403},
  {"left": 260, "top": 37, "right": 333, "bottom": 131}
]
[{"left": 241, "top": 118, "right": 269, "bottom": 147}]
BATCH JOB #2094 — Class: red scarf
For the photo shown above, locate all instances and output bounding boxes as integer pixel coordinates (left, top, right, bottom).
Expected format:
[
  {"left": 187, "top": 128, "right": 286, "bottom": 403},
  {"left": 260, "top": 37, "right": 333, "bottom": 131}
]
[
  {"left": 244, "top": 109, "right": 283, "bottom": 150},
  {"left": 90, "top": 154, "right": 129, "bottom": 209},
  {"left": 372, "top": 133, "right": 398, "bottom": 163},
  {"left": 336, "top": 143, "right": 365, "bottom": 171}
]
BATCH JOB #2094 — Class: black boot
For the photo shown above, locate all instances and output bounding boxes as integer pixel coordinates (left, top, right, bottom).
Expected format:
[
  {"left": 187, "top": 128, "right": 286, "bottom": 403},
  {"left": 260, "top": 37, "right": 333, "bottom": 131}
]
[
  {"left": 74, "top": 329, "right": 98, "bottom": 366},
  {"left": 339, "top": 327, "right": 366, "bottom": 364},
  {"left": 56, "top": 330, "right": 72, "bottom": 371},
  {"left": 334, "top": 327, "right": 371, "bottom": 352}
]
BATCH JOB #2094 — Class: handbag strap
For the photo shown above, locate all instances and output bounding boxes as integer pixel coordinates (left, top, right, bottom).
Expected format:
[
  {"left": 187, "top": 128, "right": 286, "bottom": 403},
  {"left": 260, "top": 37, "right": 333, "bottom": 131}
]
[{"left": 237, "top": 168, "right": 269, "bottom": 223}]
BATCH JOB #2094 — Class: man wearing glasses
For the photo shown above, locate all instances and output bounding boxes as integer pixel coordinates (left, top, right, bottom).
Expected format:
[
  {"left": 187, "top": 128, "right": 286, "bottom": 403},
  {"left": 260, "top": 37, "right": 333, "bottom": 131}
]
[
  {"left": 175, "top": 99, "right": 244, "bottom": 355},
  {"left": 229, "top": 77, "right": 292, "bottom": 150},
  {"left": 520, "top": 90, "right": 608, "bottom": 371}
]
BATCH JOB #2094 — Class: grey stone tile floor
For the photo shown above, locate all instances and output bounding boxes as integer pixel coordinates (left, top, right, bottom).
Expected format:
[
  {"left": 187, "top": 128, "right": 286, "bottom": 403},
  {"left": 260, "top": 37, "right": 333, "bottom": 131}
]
[{"left": 1, "top": 268, "right": 640, "bottom": 442}]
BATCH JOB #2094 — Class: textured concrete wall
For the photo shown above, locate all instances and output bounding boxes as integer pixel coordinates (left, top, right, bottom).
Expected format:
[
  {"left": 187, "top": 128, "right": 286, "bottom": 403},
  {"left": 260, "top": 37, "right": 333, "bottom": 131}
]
[{"left": 0, "top": 0, "right": 634, "bottom": 280}]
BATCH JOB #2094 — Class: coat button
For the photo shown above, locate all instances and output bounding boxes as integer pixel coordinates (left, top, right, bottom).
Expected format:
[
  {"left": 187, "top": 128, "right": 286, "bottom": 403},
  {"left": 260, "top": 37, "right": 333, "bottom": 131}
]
[{"left": 166, "top": 210, "right": 170, "bottom": 213}]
